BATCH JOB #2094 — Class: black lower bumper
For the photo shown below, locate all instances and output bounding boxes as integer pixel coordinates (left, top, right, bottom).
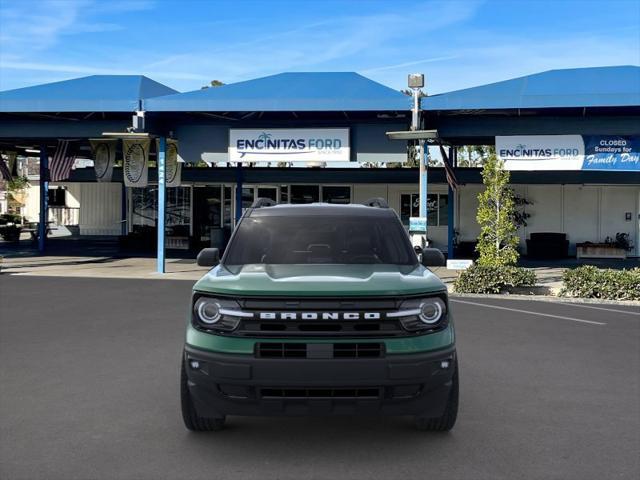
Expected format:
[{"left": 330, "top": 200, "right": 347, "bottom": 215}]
[{"left": 184, "top": 344, "right": 456, "bottom": 418}]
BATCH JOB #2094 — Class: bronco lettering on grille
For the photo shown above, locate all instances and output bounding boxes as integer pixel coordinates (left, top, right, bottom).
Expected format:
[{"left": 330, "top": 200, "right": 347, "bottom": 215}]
[{"left": 258, "top": 312, "right": 381, "bottom": 320}]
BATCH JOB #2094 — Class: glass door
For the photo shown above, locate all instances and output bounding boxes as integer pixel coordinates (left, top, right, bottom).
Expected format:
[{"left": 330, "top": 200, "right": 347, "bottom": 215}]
[{"left": 193, "top": 186, "right": 223, "bottom": 250}]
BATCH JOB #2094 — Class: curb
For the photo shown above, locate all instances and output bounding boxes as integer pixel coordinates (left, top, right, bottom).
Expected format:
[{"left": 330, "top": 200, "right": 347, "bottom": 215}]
[{"left": 450, "top": 292, "right": 640, "bottom": 307}]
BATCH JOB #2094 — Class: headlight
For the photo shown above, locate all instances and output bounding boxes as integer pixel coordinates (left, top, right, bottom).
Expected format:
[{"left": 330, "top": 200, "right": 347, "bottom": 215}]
[
  {"left": 192, "top": 295, "right": 249, "bottom": 331},
  {"left": 418, "top": 298, "right": 446, "bottom": 324},
  {"left": 195, "top": 298, "right": 221, "bottom": 324},
  {"left": 391, "top": 296, "right": 447, "bottom": 331}
]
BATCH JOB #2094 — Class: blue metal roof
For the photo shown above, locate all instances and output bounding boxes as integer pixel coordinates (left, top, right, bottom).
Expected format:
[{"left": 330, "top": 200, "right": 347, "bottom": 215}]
[
  {"left": 145, "top": 72, "right": 411, "bottom": 112},
  {"left": 0, "top": 75, "right": 178, "bottom": 113},
  {"left": 422, "top": 66, "right": 640, "bottom": 111}
]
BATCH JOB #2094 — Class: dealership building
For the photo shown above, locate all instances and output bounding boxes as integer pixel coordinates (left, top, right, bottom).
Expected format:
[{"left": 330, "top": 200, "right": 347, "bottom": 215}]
[{"left": 1, "top": 65, "right": 639, "bottom": 263}]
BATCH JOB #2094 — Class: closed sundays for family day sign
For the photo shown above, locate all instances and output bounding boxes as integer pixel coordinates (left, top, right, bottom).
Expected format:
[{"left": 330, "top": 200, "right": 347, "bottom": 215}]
[
  {"left": 229, "top": 128, "right": 350, "bottom": 162},
  {"left": 496, "top": 135, "right": 640, "bottom": 171}
]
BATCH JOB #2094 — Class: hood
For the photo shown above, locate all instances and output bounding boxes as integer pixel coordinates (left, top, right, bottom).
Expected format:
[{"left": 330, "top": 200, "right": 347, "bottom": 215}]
[{"left": 193, "top": 264, "right": 446, "bottom": 297}]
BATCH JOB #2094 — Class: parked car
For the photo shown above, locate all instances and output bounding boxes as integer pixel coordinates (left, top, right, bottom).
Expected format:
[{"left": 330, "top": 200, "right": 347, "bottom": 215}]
[{"left": 181, "top": 198, "right": 457, "bottom": 431}]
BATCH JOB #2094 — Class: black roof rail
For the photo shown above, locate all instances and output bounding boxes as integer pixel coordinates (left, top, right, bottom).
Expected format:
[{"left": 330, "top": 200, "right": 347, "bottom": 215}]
[
  {"left": 251, "top": 197, "right": 277, "bottom": 208},
  {"left": 362, "top": 197, "right": 389, "bottom": 208}
]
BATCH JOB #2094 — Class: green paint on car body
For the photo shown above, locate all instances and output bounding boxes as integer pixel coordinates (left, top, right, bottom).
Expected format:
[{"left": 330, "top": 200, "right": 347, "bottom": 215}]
[{"left": 193, "top": 263, "right": 447, "bottom": 297}]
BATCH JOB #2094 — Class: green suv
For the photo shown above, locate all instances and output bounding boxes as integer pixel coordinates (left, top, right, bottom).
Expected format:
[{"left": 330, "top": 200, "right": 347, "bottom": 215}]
[{"left": 181, "top": 198, "right": 458, "bottom": 431}]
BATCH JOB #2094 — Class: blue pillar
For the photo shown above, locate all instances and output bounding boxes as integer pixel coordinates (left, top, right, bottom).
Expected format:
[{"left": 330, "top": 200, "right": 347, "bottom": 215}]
[
  {"left": 38, "top": 145, "right": 48, "bottom": 253},
  {"left": 235, "top": 163, "right": 243, "bottom": 224},
  {"left": 447, "top": 147, "right": 456, "bottom": 259},
  {"left": 157, "top": 137, "right": 166, "bottom": 273}
]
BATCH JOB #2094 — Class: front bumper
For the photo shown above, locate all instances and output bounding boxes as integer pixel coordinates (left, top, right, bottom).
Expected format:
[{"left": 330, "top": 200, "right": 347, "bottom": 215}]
[{"left": 184, "top": 344, "right": 456, "bottom": 418}]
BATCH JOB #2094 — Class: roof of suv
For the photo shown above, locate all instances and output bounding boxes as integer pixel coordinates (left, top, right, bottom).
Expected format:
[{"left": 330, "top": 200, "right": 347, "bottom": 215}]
[{"left": 247, "top": 203, "right": 397, "bottom": 217}]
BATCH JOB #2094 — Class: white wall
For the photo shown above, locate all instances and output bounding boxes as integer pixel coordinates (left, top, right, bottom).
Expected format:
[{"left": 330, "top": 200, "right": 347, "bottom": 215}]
[
  {"left": 78, "top": 183, "right": 122, "bottom": 235},
  {"left": 562, "top": 186, "right": 599, "bottom": 255},
  {"left": 458, "top": 184, "right": 640, "bottom": 257}
]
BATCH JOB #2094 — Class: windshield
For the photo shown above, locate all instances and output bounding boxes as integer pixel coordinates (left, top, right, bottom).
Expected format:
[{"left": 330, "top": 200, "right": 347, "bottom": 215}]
[{"left": 223, "top": 215, "right": 418, "bottom": 267}]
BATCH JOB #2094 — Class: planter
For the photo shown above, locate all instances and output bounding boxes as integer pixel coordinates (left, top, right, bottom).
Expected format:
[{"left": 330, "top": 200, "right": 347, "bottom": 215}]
[
  {"left": 576, "top": 243, "right": 626, "bottom": 259},
  {"left": 0, "top": 226, "right": 22, "bottom": 242}
]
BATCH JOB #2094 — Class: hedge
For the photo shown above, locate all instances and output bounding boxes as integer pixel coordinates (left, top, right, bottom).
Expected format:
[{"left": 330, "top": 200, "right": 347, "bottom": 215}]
[
  {"left": 560, "top": 266, "right": 640, "bottom": 301},
  {"left": 454, "top": 265, "right": 536, "bottom": 294}
]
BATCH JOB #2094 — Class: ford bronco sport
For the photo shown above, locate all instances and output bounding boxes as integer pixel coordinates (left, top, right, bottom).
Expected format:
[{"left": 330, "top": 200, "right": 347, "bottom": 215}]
[{"left": 181, "top": 198, "right": 458, "bottom": 431}]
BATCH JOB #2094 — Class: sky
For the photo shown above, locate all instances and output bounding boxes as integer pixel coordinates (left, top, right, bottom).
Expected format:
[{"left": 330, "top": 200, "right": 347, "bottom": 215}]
[{"left": 0, "top": 0, "right": 639, "bottom": 94}]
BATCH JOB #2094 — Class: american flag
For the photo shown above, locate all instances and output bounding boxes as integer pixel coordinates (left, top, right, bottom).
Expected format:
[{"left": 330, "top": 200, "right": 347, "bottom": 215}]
[
  {"left": 49, "top": 140, "right": 77, "bottom": 182},
  {"left": 439, "top": 145, "right": 458, "bottom": 190},
  {"left": 0, "top": 155, "right": 12, "bottom": 181}
]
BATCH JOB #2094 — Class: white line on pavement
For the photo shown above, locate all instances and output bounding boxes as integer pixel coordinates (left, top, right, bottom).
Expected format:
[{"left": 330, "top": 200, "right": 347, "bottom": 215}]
[
  {"left": 451, "top": 299, "right": 607, "bottom": 326},
  {"left": 552, "top": 303, "right": 640, "bottom": 316}
]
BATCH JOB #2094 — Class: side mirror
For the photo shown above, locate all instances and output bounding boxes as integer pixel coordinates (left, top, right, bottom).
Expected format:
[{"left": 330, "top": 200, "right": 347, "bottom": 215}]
[
  {"left": 197, "top": 248, "right": 220, "bottom": 267},
  {"left": 420, "top": 248, "right": 446, "bottom": 267}
]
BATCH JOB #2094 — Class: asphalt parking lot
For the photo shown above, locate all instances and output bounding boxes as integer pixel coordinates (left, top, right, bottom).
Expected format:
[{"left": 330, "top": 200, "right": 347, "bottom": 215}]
[{"left": 1, "top": 275, "right": 638, "bottom": 480}]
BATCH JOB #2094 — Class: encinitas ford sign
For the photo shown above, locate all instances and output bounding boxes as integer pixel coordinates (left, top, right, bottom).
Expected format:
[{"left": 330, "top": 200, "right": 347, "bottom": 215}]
[
  {"left": 497, "top": 135, "right": 584, "bottom": 170},
  {"left": 497, "top": 135, "right": 640, "bottom": 171},
  {"left": 229, "top": 128, "right": 350, "bottom": 162}
]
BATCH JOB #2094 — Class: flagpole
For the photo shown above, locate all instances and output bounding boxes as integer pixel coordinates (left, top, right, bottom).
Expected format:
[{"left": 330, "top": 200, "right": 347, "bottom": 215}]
[{"left": 38, "top": 144, "right": 48, "bottom": 253}]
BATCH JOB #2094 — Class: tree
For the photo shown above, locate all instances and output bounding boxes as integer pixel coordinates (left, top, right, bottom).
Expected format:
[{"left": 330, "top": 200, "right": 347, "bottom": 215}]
[
  {"left": 475, "top": 153, "right": 519, "bottom": 266},
  {"left": 201, "top": 80, "right": 225, "bottom": 89},
  {"left": 457, "top": 145, "right": 495, "bottom": 167}
]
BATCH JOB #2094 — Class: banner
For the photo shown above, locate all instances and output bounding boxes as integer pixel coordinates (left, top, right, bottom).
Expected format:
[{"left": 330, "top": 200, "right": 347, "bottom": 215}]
[
  {"left": 497, "top": 135, "right": 640, "bottom": 171},
  {"left": 156, "top": 138, "right": 181, "bottom": 187},
  {"left": 582, "top": 136, "right": 640, "bottom": 171},
  {"left": 90, "top": 139, "right": 116, "bottom": 182},
  {"left": 229, "top": 128, "right": 350, "bottom": 162},
  {"left": 122, "top": 138, "right": 150, "bottom": 187},
  {"left": 496, "top": 135, "right": 584, "bottom": 170}
]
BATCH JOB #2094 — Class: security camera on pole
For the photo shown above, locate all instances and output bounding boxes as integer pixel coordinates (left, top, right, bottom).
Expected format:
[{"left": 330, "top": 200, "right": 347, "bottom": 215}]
[{"left": 408, "top": 73, "right": 428, "bottom": 249}]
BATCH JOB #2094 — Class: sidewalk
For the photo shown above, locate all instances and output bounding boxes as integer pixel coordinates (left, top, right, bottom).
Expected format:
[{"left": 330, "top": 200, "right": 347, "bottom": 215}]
[
  {"left": 2, "top": 254, "right": 582, "bottom": 292},
  {"left": 0, "top": 255, "right": 208, "bottom": 281}
]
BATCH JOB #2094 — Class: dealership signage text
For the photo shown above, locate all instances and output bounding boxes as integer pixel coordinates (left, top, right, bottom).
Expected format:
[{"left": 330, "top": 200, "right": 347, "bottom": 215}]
[
  {"left": 496, "top": 135, "right": 640, "bottom": 171},
  {"left": 229, "top": 128, "right": 350, "bottom": 162}
]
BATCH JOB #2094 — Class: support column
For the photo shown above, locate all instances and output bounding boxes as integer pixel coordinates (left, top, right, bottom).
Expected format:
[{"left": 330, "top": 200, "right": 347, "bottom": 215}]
[
  {"left": 447, "top": 146, "right": 456, "bottom": 260},
  {"left": 157, "top": 137, "right": 166, "bottom": 274},
  {"left": 38, "top": 145, "right": 48, "bottom": 253},
  {"left": 235, "top": 163, "right": 243, "bottom": 224},
  {"left": 418, "top": 140, "right": 428, "bottom": 247}
]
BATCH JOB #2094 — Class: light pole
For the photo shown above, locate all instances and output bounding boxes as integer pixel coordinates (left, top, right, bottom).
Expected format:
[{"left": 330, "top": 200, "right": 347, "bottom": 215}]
[{"left": 408, "top": 73, "right": 427, "bottom": 247}]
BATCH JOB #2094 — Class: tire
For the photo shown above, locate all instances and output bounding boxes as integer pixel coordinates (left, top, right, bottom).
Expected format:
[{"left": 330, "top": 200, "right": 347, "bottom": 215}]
[
  {"left": 180, "top": 356, "right": 225, "bottom": 431},
  {"left": 415, "top": 360, "right": 459, "bottom": 432}
]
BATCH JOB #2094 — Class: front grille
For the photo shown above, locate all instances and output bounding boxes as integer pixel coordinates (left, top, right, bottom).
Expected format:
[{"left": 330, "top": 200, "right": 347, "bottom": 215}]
[
  {"left": 256, "top": 342, "right": 384, "bottom": 359},
  {"left": 260, "top": 387, "right": 381, "bottom": 399},
  {"left": 257, "top": 343, "right": 307, "bottom": 358},
  {"left": 232, "top": 297, "right": 409, "bottom": 338},
  {"left": 334, "top": 343, "right": 384, "bottom": 358},
  {"left": 239, "top": 319, "right": 403, "bottom": 336}
]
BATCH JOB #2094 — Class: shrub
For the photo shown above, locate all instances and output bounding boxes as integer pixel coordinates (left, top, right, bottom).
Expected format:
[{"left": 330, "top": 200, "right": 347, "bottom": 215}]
[
  {"left": 454, "top": 264, "right": 536, "bottom": 294},
  {"left": 560, "top": 266, "right": 640, "bottom": 301}
]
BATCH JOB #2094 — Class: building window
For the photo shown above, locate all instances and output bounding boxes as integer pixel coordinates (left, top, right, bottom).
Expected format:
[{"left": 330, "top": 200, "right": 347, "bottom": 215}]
[
  {"left": 223, "top": 186, "right": 232, "bottom": 228},
  {"left": 322, "top": 186, "right": 351, "bottom": 204},
  {"left": 280, "top": 185, "right": 289, "bottom": 203},
  {"left": 400, "top": 193, "right": 419, "bottom": 226},
  {"left": 290, "top": 185, "right": 319, "bottom": 204},
  {"left": 132, "top": 187, "right": 157, "bottom": 229},
  {"left": 131, "top": 186, "right": 191, "bottom": 230},
  {"left": 400, "top": 193, "right": 448, "bottom": 227},
  {"left": 48, "top": 188, "right": 66, "bottom": 207},
  {"left": 166, "top": 187, "right": 191, "bottom": 227}
]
